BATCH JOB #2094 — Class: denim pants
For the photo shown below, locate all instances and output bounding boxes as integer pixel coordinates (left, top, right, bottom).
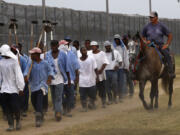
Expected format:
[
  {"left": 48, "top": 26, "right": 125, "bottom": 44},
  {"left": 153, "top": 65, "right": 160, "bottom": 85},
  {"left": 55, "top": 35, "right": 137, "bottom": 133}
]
[
  {"left": 20, "top": 82, "right": 29, "bottom": 112},
  {"left": 63, "top": 84, "right": 75, "bottom": 112},
  {"left": 105, "top": 70, "right": 118, "bottom": 101},
  {"left": 1, "top": 93, "right": 20, "bottom": 115},
  {"left": 79, "top": 86, "right": 96, "bottom": 108},
  {"left": 50, "top": 84, "right": 64, "bottom": 113},
  {"left": 31, "top": 90, "right": 43, "bottom": 113},
  {"left": 0, "top": 93, "right": 6, "bottom": 115},
  {"left": 160, "top": 48, "right": 174, "bottom": 73},
  {"left": 96, "top": 80, "right": 106, "bottom": 104},
  {"left": 118, "top": 69, "right": 127, "bottom": 98},
  {"left": 43, "top": 94, "right": 48, "bottom": 112},
  {"left": 1, "top": 93, "right": 21, "bottom": 126},
  {"left": 126, "top": 71, "right": 134, "bottom": 95}
]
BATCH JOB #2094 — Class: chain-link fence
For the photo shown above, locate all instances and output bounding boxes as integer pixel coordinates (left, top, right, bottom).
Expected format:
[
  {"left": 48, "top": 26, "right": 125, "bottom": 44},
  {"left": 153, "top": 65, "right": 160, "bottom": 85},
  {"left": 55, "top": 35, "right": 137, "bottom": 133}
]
[{"left": 0, "top": 1, "right": 180, "bottom": 54}]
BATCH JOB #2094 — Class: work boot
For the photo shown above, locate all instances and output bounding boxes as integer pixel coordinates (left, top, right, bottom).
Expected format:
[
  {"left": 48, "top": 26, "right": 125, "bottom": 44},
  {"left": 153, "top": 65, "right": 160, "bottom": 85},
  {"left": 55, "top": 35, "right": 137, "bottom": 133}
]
[
  {"left": 80, "top": 100, "right": 88, "bottom": 112},
  {"left": 113, "top": 98, "right": 118, "bottom": 104},
  {"left": 65, "top": 107, "right": 72, "bottom": 117},
  {"left": 88, "top": 99, "right": 96, "bottom": 110},
  {"left": 107, "top": 93, "right": 113, "bottom": 102},
  {"left": 102, "top": 100, "right": 106, "bottom": 108},
  {"left": 55, "top": 112, "right": 62, "bottom": 122},
  {"left": 35, "top": 112, "right": 42, "bottom": 127},
  {"left": 15, "top": 112, "right": 21, "bottom": 130},
  {"left": 6, "top": 114, "right": 14, "bottom": 131}
]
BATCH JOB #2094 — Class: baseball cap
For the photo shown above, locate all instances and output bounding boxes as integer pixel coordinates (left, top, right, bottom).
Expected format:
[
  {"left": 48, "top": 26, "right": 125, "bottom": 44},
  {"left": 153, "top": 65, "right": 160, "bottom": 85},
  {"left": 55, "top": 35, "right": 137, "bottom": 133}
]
[
  {"left": 149, "top": 11, "right": 158, "bottom": 18},
  {"left": 90, "top": 41, "right": 98, "bottom": 46},
  {"left": 29, "top": 47, "right": 42, "bottom": 54}
]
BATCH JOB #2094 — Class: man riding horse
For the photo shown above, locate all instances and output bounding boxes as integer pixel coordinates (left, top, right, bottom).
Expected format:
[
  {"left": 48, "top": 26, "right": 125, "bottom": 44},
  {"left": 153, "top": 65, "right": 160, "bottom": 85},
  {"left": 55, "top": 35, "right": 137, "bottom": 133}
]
[{"left": 142, "top": 11, "right": 175, "bottom": 79}]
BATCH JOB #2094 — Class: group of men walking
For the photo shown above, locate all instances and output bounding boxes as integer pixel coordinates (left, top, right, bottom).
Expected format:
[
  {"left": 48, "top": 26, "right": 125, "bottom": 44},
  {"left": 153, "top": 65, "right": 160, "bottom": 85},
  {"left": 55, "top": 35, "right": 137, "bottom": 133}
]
[
  {"left": 0, "top": 34, "right": 135, "bottom": 131},
  {"left": 0, "top": 11, "right": 174, "bottom": 132}
]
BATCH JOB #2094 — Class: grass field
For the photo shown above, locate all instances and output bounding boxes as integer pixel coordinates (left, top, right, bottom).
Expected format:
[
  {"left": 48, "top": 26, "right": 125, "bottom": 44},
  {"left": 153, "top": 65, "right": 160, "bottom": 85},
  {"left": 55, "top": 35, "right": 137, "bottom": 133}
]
[{"left": 0, "top": 56, "right": 180, "bottom": 135}]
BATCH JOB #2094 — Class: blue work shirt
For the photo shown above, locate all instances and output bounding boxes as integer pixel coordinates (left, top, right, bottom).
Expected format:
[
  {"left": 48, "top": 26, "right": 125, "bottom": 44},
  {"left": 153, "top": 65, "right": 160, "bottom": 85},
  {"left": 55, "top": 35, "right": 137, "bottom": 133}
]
[
  {"left": 0, "top": 56, "right": 2, "bottom": 60},
  {"left": 142, "top": 22, "right": 171, "bottom": 46},
  {"left": 24, "top": 60, "right": 53, "bottom": 93},
  {"left": 70, "top": 45, "right": 77, "bottom": 57},
  {"left": 20, "top": 56, "right": 27, "bottom": 74},
  {"left": 45, "top": 50, "right": 68, "bottom": 82},
  {"left": 66, "top": 51, "right": 80, "bottom": 81}
]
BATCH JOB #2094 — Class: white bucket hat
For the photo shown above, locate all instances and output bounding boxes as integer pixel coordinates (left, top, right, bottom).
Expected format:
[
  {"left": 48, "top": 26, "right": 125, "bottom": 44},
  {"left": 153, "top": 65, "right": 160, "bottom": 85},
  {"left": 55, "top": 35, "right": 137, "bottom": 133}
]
[
  {"left": 90, "top": 41, "right": 98, "bottom": 46},
  {"left": 104, "top": 41, "right": 112, "bottom": 47},
  {"left": 0, "top": 44, "right": 17, "bottom": 60},
  {"left": 114, "top": 34, "right": 121, "bottom": 39}
]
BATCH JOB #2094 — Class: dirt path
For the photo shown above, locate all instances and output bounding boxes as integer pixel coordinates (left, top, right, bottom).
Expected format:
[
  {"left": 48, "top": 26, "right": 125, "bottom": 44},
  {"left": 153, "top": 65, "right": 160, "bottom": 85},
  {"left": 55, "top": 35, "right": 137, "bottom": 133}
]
[
  {"left": 0, "top": 73, "right": 179, "bottom": 135},
  {"left": 0, "top": 93, "right": 143, "bottom": 135}
]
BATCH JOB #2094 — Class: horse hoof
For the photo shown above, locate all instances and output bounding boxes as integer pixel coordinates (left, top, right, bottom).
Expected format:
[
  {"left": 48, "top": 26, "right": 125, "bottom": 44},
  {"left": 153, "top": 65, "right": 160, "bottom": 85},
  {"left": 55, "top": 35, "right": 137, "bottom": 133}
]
[
  {"left": 144, "top": 105, "right": 150, "bottom": 110},
  {"left": 168, "top": 104, "right": 172, "bottom": 109},
  {"left": 154, "top": 105, "right": 158, "bottom": 109},
  {"left": 149, "top": 105, "right": 153, "bottom": 110}
]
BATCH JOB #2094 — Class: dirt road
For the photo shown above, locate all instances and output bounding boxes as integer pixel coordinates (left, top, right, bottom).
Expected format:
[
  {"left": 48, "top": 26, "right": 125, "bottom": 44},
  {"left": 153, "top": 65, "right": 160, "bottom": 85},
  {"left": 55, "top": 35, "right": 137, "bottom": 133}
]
[{"left": 0, "top": 67, "right": 180, "bottom": 135}]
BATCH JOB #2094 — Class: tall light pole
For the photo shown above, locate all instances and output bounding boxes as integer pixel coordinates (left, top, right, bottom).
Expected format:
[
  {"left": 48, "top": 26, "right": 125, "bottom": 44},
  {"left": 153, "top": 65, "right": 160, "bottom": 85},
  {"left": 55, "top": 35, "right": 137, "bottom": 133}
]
[
  {"left": 149, "top": 0, "right": 152, "bottom": 14},
  {"left": 106, "top": 0, "right": 110, "bottom": 40},
  {"left": 42, "top": 0, "right": 46, "bottom": 20}
]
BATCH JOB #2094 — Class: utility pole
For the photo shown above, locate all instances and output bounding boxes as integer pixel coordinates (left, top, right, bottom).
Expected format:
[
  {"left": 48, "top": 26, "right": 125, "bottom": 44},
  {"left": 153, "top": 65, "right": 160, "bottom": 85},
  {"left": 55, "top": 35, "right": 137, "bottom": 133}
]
[
  {"left": 42, "top": 0, "right": 46, "bottom": 20},
  {"left": 106, "top": 0, "right": 110, "bottom": 40},
  {"left": 149, "top": 0, "right": 152, "bottom": 14}
]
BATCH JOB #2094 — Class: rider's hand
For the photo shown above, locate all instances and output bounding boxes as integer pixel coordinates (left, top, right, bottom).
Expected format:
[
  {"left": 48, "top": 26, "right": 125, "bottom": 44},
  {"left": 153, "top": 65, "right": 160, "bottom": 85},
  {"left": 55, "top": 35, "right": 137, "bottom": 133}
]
[{"left": 162, "top": 44, "right": 169, "bottom": 50}]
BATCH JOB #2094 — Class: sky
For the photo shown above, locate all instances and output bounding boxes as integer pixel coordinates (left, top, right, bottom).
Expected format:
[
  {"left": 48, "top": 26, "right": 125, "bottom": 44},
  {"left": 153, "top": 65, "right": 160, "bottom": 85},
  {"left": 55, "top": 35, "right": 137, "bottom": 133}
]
[{"left": 3, "top": 0, "right": 180, "bottom": 19}]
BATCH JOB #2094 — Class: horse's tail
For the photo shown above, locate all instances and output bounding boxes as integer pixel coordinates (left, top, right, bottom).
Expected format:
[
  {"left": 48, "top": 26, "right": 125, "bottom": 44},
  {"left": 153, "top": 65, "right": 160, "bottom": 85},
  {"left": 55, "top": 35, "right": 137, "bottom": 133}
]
[
  {"left": 161, "top": 54, "right": 175, "bottom": 95},
  {"left": 161, "top": 73, "right": 170, "bottom": 94}
]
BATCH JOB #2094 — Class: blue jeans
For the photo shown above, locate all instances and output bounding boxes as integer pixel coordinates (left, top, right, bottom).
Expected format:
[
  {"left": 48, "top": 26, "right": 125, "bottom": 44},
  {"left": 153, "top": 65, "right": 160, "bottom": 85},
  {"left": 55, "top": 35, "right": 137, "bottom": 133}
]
[
  {"left": 63, "top": 84, "right": 75, "bottom": 112},
  {"left": 160, "top": 48, "right": 174, "bottom": 73},
  {"left": 31, "top": 90, "right": 43, "bottom": 113},
  {"left": 105, "top": 70, "right": 118, "bottom": 101},
  {"left": 20, "top": 82, "right": 29, "bottom": 112},
  {"left": 96, "top": 80, "right": 106, "bottom": 104},
  {"left": 79, "top": 86, "right": 96, "bottom": 108},
  {"left": 50, "top": 84, "right": 64, "bottom": 113},
  {"left": 117, "top": 69, "right": 127, "bottom": 98}
]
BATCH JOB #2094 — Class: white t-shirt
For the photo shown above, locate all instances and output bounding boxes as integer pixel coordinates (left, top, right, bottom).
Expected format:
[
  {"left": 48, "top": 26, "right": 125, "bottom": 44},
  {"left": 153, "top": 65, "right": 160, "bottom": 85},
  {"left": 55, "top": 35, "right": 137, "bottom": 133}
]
[
  {"left": 78, "top": 50, "right": 93, "bottom": 58},
  {"left": 105, "top": 50, "right": 122, "bottom": 70},
  {"left": 78, "top": 56, "right": 97, "bottom": 87},
  {"left": 115, "top": 45, "right": 129, "bottom": 70},
  {"left": 51, "top": 58, "right": 64, "bottom": 85},
  {"left": 92, "top": 51, "right": 109, "bottom": 81},
  {"left": 77, "top": 50, "right": 81, "bottom": 58}
]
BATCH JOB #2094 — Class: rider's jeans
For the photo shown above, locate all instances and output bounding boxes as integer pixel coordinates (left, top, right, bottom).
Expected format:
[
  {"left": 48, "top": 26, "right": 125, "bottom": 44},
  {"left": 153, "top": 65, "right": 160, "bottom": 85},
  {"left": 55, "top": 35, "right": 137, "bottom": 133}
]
[{"left": 160, "top": 48, "right": 174, "bottom": 73}]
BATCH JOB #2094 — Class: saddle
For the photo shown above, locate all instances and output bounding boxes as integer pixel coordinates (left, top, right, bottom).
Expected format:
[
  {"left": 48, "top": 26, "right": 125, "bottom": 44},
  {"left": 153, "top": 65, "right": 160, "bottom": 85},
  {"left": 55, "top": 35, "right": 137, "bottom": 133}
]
[{"left": 132, "top": 42, "right": 165, "bottom": 73}]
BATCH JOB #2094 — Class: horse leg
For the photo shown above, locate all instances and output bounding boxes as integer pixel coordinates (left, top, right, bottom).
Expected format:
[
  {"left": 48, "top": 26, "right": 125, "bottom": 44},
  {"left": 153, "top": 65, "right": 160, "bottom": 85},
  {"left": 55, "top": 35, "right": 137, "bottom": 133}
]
[
  {"left": 139, "top": 80, "right": 149, "bottom": 110},
  {"left": 154, "top": 80, "right": 159, "bottom": 109},
  {"left": 149, "top": 81, "right": 156, "bottom": 109},
  {"left": 168, "top": 78, "right": 174, "bottom": 108}
]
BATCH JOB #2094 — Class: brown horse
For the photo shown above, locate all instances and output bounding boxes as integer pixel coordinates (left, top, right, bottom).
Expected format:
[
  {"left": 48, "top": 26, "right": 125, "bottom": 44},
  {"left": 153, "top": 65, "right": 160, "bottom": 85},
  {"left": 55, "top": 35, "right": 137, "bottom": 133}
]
[{"left": 133, "top": 33, "right": 175, "bottom": 110}]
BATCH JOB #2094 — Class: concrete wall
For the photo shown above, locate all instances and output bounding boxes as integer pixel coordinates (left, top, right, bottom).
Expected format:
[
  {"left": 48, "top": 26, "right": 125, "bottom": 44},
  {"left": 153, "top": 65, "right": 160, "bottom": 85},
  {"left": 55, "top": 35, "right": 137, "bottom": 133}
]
[{"left": 0, "top": 1, "right": 180, "bottom": 54}]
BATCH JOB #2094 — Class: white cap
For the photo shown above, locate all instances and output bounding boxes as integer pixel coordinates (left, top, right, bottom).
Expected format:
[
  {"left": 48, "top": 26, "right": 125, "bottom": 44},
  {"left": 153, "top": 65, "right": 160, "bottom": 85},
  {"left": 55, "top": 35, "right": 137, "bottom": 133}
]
[
  {"left": 0, "top": 44, "right": 17, "bottom": 60},
  {"left": 104, "top": 41, "right": 112, "bottom": 47},
  {"left": 114, "top": 34, "right": 121, "bottom": 39},
  {"left": 90, "top": 41, "right": 98, "bottom": 46}
]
